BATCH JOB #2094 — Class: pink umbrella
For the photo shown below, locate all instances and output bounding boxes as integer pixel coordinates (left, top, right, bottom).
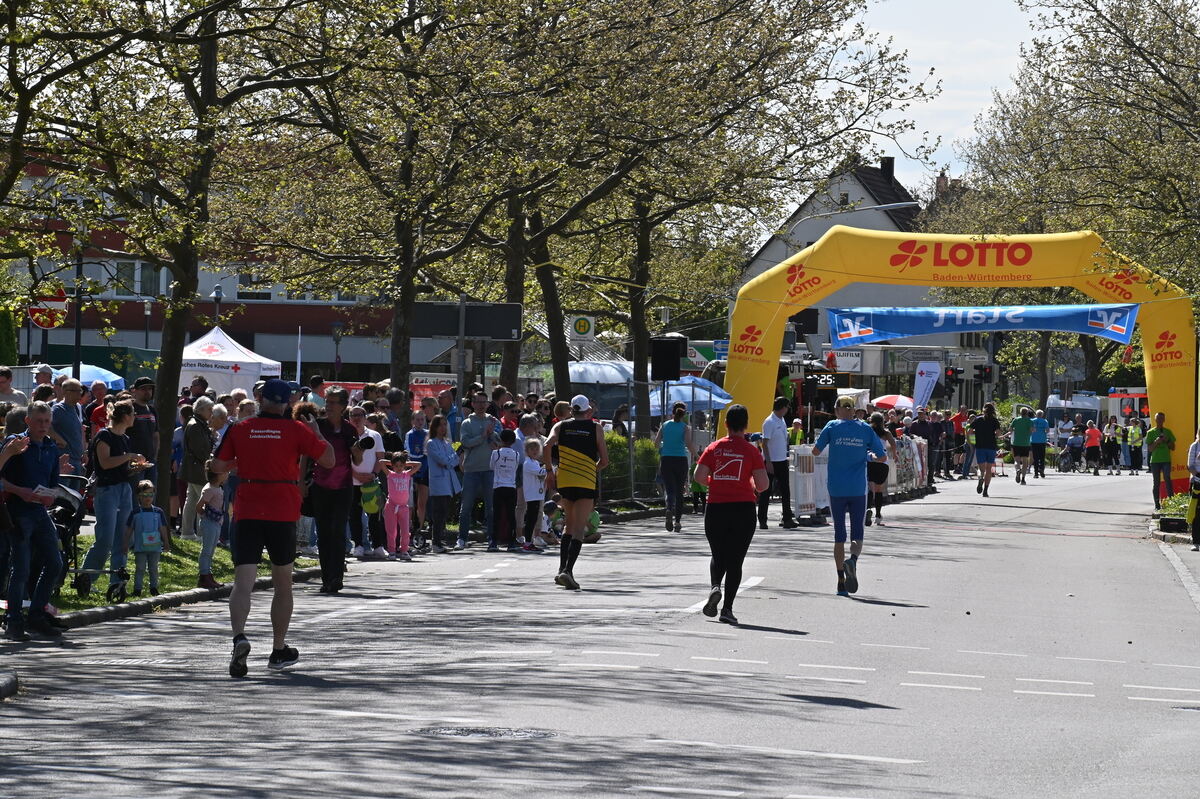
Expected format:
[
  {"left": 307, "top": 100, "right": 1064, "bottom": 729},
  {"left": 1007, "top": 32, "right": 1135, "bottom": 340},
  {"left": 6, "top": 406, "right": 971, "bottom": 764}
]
[{"left": 871, "top": 394, "right": 914, "bottom": 410}]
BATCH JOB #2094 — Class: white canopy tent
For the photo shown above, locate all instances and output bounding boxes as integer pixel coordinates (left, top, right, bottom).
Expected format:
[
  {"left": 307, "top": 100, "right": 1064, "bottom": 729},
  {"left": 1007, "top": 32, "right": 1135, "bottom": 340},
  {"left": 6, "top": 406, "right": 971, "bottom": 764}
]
[{"left": 180, "top": 327, "right": 282, "bottom": 396}]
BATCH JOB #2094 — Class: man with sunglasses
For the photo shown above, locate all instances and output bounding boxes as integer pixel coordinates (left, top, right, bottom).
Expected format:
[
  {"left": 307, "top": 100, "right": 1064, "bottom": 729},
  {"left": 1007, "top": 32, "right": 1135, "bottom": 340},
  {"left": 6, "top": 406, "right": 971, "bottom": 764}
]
[
  {"left": 52, "top": 378, "right": 86, "bottom": 475},
  {"left": 458, "top": 391, "right": 500, "bottom": 550}
]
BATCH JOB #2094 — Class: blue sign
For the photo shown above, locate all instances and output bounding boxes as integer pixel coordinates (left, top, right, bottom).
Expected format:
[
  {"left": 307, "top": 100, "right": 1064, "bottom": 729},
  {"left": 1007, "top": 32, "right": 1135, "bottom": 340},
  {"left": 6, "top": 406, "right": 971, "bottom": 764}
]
[
  {"left": 827, "top": 304, "right": 1140, "bottom": 347},
  {"left": 713, "top": 339, "right": 729, "bottom": 359}
]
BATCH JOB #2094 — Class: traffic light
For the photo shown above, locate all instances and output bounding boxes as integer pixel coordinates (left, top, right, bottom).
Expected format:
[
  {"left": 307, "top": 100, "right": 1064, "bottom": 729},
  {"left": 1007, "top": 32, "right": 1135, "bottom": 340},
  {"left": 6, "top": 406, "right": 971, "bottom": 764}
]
[
  {"left": 944, "top": 366, "right": 964, "bottom": 385},
  {"left": 973, "top": 364, "right": 993, "bottom": 383}
]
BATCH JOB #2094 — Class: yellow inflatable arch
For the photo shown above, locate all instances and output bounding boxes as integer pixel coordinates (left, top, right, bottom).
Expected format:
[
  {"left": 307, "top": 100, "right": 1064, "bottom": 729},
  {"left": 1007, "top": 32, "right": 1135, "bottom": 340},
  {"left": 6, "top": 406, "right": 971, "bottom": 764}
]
[{"left": 727, "top": 226, "right": 1198, "bottom": 491}]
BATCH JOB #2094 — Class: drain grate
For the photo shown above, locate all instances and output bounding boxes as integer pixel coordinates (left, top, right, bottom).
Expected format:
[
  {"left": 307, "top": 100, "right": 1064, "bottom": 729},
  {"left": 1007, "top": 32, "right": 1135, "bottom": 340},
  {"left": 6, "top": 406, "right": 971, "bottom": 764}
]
[{"left": 411, "top": 726, "right": 556, "bottom": 740}]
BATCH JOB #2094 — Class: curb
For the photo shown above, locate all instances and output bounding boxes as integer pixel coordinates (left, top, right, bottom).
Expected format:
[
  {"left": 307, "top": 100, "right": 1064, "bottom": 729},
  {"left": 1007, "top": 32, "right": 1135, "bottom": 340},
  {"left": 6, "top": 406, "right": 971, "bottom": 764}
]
[
  {"left": 0, "top": 670, "right": 17, "bottom": 700},
  {"left": 56, "top": 566, "right": 323, "bottom": 630}
]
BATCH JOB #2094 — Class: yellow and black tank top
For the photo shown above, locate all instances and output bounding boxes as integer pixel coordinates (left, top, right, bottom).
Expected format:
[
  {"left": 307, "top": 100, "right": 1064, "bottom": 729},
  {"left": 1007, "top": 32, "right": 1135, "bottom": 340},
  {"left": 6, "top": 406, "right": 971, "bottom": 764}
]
[{"left": 556, "top": 418, "right": 599, "bottom": 489}]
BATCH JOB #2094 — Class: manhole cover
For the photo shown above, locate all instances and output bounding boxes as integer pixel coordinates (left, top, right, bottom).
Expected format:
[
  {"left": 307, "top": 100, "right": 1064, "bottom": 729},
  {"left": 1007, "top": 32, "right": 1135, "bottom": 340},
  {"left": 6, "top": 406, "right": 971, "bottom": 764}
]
[{"left": 411, "top": 726, "right": 556, "bottom": 740}]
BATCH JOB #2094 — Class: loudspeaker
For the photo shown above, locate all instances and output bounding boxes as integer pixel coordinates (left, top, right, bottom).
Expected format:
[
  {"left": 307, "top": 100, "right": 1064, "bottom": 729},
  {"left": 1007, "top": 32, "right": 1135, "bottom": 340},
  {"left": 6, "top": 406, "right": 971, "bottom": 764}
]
[
  {"left": 650, "top": 336, "right": 686, "bottom": 381},
  {"left": 791, "top": 308, "right": 819, "bottom": 334}
]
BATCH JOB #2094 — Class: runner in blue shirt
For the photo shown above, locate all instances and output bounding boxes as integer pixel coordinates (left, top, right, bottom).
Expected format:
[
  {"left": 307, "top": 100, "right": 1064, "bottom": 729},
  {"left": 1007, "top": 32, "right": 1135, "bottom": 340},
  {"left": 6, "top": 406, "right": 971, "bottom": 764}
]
[
  {"left": 1030, "top": 409, "right": 1050, "bottom": 479},
  {"left": 814, "top": 396, "right": 885, "bottom": 596}
]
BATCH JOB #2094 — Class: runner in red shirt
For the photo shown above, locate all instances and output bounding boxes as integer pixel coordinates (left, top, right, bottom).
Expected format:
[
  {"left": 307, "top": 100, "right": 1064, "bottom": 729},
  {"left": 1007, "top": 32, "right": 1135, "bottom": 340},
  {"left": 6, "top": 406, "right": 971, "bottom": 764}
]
[
  {"left": 693, "top": 404, "right": 768, "bottom": 625},
  {"left": 212, "top": 379, "right": 333, "bottom": 678}
]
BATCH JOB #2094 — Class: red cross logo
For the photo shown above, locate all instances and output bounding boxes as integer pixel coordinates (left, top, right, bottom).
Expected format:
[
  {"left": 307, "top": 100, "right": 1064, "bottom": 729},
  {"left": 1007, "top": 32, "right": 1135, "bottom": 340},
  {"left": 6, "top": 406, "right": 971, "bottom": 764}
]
[
  {"left": 231, "top": 364, "right": 241, "bottom": 373},
  {"left": 199, "top": 344, "right": 222, "bottom": 356}
]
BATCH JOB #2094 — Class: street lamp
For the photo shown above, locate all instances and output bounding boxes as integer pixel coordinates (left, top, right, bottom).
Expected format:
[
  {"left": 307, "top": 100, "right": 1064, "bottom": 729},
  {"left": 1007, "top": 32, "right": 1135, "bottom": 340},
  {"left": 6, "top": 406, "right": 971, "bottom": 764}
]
[
  {"left": 210, "top": 284, "right": 224, "bottom": 325},
  {"left": 331, "top": 321, "right": 344, "bottom": 380},
  {"left": 143, "top": 299, "right": 152, "bottom": 349}
]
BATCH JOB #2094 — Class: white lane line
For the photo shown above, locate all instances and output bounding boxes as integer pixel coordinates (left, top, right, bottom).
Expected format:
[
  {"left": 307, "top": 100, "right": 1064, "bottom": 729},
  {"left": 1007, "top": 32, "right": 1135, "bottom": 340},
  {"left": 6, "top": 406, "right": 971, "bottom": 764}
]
[
  {"left": 768, "top": 637, "right": 834, "bottom": 643},
  {"left": 311, "top": 709, "right": 486, "bottom": 723},
  {"left": 482, "top": 568, "right": 500, "bottom": 573},
  {"left": 657, "top": 738, "right": 924, "bottom": 766},
  {"left": 796, "top": 663, "right": 876, "bottom": 672},
  {"left": 1057, "top": 656, "right": 1125, "bottom": 664},
  {"left": 581, "top": 650, "right": 661, "bottom": 658},
  {"left": 900, "top": 682, "right": 982, "bottom": 691},
  {"left": 691, "top": 656, "right": 768, "bottom": 665},
  {"left": 474, "top": 650, "right": 553, "bottom": 656},
  {"left": 1159, "top": 541, "right": 1200, "bottom": 615},
  {"left": 628, "top": 788, "right": 743, "bottom": 797},
  {"left": 670, "top": 668, "right": 753, "bottom": 677},
  {"left": 1129, "top": 696, "right": 1200, "bottom": 704},
  {"left": 1123, "top": 684, "right": 1200, "bottom": 693},
  {"left": 664, "top": 629, "right": 737, "bottom": 639},
  {"left": 908, "top": 671, "right": 985, "bottom": 679},
  {"left": 957, "top": 649, "right": 1027, "bottom": 658},
  {"left": 1013, "top": 690, "right": 1094, "bottom": 697},
  {"left": 863, "top": 643, "right": 930, "bottom": 651},
  {"left": 681, "top": 577, "right": 763, "bottom": 613},
  {"left": 785, "top": 675, "right": 867, "bottom": 685},
  {"left": 562, "top": 662, "right": 642, "bottom": 670},
  {"left": 461, "top": 661, "right": 533, "bottom": 668},
  {"left": 465, "top": 574, "right": 483, "bottom": 579},
  {"left": 786, "top": 795, "right": 877, "bottom": 799},
  {"left": 1153, "top": 663, "right": 1200, "bottom": 670},
  {"left": 1016, "top": 678, "right": 1094, "bottom": 686}
]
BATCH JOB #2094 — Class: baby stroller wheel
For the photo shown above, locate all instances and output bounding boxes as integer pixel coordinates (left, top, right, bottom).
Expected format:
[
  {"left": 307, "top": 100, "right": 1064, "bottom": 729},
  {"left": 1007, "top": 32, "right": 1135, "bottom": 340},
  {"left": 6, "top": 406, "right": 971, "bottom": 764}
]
[{"left": 106, "top": 568, "right": 130, "bottom": 604}]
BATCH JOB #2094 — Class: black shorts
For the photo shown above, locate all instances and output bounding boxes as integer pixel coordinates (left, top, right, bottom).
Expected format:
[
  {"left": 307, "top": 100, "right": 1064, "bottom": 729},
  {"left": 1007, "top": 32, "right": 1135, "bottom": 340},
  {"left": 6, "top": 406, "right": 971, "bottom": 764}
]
[
  {"left": 955, "top": 433, "right": 965, "bottom": 449},
  {"left": 1012, "top": 445, "right": 1030, "bottom": 457},
  {"left": 232, "top": 519, "right": 297, "bottom": 567},
  {"left": 559, "top": 486, "right": 596, "bottom": 502},
  {"left": 414, "top": 473, "right": 429, "bottom": 486},
  {"left": 867, "top": 461, "right": 890, "bottom": 485}
]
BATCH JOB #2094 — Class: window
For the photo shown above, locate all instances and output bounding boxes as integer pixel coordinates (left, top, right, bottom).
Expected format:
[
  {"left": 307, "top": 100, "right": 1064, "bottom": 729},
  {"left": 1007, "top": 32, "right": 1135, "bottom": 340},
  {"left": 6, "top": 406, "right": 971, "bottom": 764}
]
[
  {"left": 113, "top": 261, "right": 137, "bottom": 297},
  {"left": 237, "top": 272, "right": 271, "bottom": 301},
  {"left": 960, "top": 332, "right": 984, "bottom": 349}
]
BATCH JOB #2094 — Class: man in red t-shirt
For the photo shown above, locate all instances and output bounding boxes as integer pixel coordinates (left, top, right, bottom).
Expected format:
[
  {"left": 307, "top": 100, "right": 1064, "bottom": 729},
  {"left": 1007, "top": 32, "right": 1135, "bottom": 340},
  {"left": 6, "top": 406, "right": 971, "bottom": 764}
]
[
  {"left": 213, "top": 379, "right": 333, "bottom": 678},
  {"left": 693, "top": 404, "right": 768, "bottom": 625},
  {"left": 949, "top": 404, "right": 969, "bottom": 476}
]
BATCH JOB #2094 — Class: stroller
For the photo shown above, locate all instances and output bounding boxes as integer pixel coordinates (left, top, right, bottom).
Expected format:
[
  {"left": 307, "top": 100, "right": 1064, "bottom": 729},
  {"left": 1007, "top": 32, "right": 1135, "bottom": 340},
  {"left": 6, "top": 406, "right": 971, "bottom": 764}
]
[{"left": 56, "top": 474, "right": 130, "bottom": 604}]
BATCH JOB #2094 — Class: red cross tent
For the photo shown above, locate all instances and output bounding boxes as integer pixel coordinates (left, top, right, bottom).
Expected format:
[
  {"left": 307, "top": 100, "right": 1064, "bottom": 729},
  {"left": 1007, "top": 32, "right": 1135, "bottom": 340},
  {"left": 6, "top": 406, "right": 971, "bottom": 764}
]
[{"left": 179, "top": 327, "right": 283, "bottom": 396}]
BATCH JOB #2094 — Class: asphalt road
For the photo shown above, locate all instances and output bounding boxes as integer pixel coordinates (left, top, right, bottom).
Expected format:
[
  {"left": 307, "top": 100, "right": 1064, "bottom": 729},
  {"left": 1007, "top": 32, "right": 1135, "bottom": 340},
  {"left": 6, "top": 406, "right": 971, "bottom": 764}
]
[{"left": 2, "top": 467, "right": 1198, "bottom": 799}]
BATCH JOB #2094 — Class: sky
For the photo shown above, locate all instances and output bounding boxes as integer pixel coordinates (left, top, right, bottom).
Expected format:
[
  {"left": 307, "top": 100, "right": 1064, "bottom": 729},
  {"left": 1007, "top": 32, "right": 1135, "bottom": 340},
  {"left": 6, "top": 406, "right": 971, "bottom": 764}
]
[{"left": 860, "top": 0, "right": 1040, "bottom": 195}]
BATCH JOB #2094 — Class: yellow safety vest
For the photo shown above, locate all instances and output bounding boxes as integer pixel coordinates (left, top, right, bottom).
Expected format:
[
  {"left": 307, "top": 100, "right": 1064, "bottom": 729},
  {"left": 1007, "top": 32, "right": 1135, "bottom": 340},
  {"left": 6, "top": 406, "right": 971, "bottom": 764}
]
[{"left": 1127, "top": 425, "right": 1143, "bottom": 446}]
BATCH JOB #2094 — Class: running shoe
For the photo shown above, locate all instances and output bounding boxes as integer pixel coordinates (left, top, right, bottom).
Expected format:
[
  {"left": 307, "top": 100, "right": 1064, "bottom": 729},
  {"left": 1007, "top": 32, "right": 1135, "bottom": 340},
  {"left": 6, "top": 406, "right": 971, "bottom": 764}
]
[
  {"left": 558, "top": 571, "right": 580, "bottom": 590},
  {"left": 370, "top": 546, "right": 389, "bottom": 559},
  {"left": 487, "top": 545, "right": 501, "bottom": 552},
  {"left": 843, "top": 559, "right": 858, "bottom": 594},
  {"left": 976, "top": 479, "right": 984, "bottom": 494},
  {"left": 395, "top": 551, "right": 413, "bottom": 562},
  {"left": 4, "top": 624, "right": 30, "bottom": 642},
  {"left": 664, "top": 515, "right": 673, "bottom": 531},
  {"left": 718, "top": 608, "right": 739, "bottom": 625},
  {"left": 1192, "top": 545, "right": 1199, "bottom": 552},
  {"left": 982, "top": 487, "right": 989, "bottom": 497},
  {"left": 455, "top": 540, "right": 467, "bottom": 550},
  {"left": 350, "top": 546, "right": 365, "bottom": 558},
  {"left": 876, "top": 516, "right": 885, "bottom": 527},
  {"left": 674, "top": 520, "right": 682, "bottom": 533},
  {"left": 865, "top": 509, "right": 873, "bottom": 527},
  {"left": 702, "top": 586, "right": 721, "bottom": 617},
  {"left": 433, "top": 545, "right": 448, "bottom": 554},
  {"left": 267, "top": 645, "right": 300, "bottom": 671},
  {"left": 298, "top": 546, "right": 320, "bottom": 557},
  {"left": 780, "top": 518, "right": 799, "bottom": 529},
  {"left": 521, "top": 542, "right": 543, "bottom": 553},
  {"left": 27, "top": 613, "right": 62, "bottom": 638},
  {"left": 229, "top": 635, "right": 251, "bottom": 678}
]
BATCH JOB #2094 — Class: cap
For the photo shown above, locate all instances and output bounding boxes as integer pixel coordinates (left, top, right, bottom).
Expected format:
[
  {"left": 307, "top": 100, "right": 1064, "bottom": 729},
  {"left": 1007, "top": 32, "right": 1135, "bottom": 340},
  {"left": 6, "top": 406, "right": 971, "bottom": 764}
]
[
  {"left": 31, "top": 363, "right": 52, "bottom": 375},
  {"left": 261, "top": 379, "right": 293, "bottom": 404},
  {"left": 132, "top": 377, "right": 155, "bottom": 389},
  {"left": 570, "top": 394, "right": 591, "bottom": 412},
  {"left": 286, "top": 380, "right": 303, "bottom": 393},
  {"left": 835, "top": 396, "right": 856, "bottom": 409}
]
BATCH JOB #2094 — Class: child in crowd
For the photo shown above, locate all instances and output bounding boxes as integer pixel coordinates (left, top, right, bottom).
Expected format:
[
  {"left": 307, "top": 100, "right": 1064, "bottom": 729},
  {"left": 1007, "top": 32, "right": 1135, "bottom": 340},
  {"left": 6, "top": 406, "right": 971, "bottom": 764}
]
[
  {"left": 382, "top": 451, "right": 422, "bottom": 561},
  {"left": 545, "top": 495, "right": 565, "bottom": 542},
  {"left": 582, "top": 508, "right": 603, "bottom": 544},
  {"left": 690, "top": 462, "right": 708, "bottom": 514},
  {"left": 521, "top": 438, "right": 547, "bottom": 552},
  {"left": 196, "top": 462, "right": 227, "bottom": 590},
  {"left": 125, "top": 480, "right": 170, "bottom": 597},
  {"left": 490, "top": 429, "right": 521, "bottom": 552}
]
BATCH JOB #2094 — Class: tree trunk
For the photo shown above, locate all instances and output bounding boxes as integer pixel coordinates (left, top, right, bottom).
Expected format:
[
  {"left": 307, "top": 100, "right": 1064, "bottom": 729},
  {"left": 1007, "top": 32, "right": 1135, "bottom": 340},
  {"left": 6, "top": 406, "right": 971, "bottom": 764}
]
[
  {"left": 499, "top": 195, "right": 525, "bottom": 393},
  {"left": 390, "top": 211, "right": 418, "bottom": 432},
  {"left": 1079, "top": 335, "right": 1120, "bottom": 391},
  {"left": 1035, "top": 330, "right": 1052, "bottom": 407},
  {"left": 153, "top": 260, "right": 197, "bottom": 511},
  {"left": 630, "top": 196, "right": 653, "bottom": 438},
  {"left": 528, "top": 211, "right": 571, "bottom": 396}
]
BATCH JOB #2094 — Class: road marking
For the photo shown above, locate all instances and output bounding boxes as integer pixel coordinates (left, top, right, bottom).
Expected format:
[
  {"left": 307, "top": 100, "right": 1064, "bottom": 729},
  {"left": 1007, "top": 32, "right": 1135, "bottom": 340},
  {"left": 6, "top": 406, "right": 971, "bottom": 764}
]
[
  {"left": 311, "top": 709, "right": 486, "bottom": 723},
  {"left": 681, "top": 577, "right": 763, "bottom": 613},
  {"left": 581, "top": 650, "right": 661, "bottom": 658},
  {"left": 657, "top": 738, "right": 924, "bottom": 765},
  {"left": 482, "top": 568, "right": 500, "bottom": 573},
  {"left": 863, "top": 643, "right": 929, "bottom": 650},
  {"left": 1056, "top": 656, "right": 1125, "bottom": 664},
  {"left": 1016, "top": 678, "right": 1094, "bottom": 686},
  {"left": 461, "top": 661, "right": 533, "bottom": 668},
  {"left": 1123, "top": 684, "right": 1200, "bottom": 693},
  {"left": 785, "top": 675, "right": 867, "bottom": 685},
  {"left": 957, "top": 649, "right": 1027, "bottom": 658},
  {"left": 1013, "top": 690, "right": 1094, "bottom": 697},
  {"left": 908, "top": 671, "right": 985, "bottom": 679},
  {"left": 670, "top": 668, "right": 753, "bottom": 677},
  {"left": 628, "top": 788, "right": 743, "bottom": 797},
  {"left": 465, "top": 574, "right": 483, "bottom": 579},
  {"left": 563, "top": 662, "right": 641, "bottom": 670},
  {"left": 768, "top": 637, "right": 834, "bottom": 643},
  {"left": 663, "top": 629, "right": 737, "bottom": 639},
  {"left": 474, "top": 650, "right": 553, "bottom": 656},
  {"left": 1159, "top": 542, "right": 1200, "bottom": 615},
  {"left": 796, "top": 663, "right": 876, "bottom": 672},
  {"left": 691, "top": 656, "right": 768, "bottom": 665},
  {"left": 1153, "top": 663, "right": 1200, "bottom": 670},
  {"left": 786, "top": 795, "right": 877, "bottom": 799},
  {"left": 900, "top": 682, "right": 982, "bottom": 691},
  {"left": 1128, "top": 696, "right": 1200, "bottom": 704}
]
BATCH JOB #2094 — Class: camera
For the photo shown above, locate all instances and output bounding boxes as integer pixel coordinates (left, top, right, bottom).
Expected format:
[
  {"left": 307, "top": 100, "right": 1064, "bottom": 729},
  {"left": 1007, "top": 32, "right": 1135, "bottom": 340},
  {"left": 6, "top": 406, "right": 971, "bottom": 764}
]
[{"left": 357, "top": 436, "right": 374, "bottom": 450}]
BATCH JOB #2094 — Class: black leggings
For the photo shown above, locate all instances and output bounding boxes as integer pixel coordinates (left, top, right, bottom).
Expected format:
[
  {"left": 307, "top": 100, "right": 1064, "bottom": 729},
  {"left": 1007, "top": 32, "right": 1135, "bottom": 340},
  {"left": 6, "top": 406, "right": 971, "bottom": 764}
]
[
  {"left": 523, "top": 500, "right": 542, "bottom": 540},
  {"left": 660, "top": 455, "right": 689, "bottom": 522},
  {"left": 704, "top": 502, "right": 756, "bottom": 611},
  {"left": 428, "top": 495, "right": 451, "bottom": 548},
  {"left": 1031, "top": 443, "right": 1046, "bottom": 476},
  {"left": 310, "top": 484, "right": 352, "bottom": 590},
  {"left": 493, "top": 486, "right": 517, "bottom": 546}
]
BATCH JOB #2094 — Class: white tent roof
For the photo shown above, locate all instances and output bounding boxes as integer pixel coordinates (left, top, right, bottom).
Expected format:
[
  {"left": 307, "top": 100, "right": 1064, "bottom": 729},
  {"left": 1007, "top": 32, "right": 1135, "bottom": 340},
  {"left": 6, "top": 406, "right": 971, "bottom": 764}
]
[{"left": 180, "top": 327, "right": 282, "bottom": 394}]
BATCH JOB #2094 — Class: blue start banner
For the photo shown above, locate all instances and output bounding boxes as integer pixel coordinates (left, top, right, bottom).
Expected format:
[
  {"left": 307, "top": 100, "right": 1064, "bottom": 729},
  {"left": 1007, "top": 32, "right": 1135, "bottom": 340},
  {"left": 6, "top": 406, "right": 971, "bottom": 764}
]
[{"left": 827, "top": 303, "right": 1140, "bottom": 347}]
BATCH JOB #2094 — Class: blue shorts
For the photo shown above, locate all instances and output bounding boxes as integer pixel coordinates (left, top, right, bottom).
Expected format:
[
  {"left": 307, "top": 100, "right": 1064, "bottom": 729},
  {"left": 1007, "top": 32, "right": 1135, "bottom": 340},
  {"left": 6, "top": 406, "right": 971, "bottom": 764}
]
[
  {"left": 974, "top": 448, "right": 997, "bottom": 465},
  {"left": 830, "top": 495, "right": 867, "bottom": 543}
]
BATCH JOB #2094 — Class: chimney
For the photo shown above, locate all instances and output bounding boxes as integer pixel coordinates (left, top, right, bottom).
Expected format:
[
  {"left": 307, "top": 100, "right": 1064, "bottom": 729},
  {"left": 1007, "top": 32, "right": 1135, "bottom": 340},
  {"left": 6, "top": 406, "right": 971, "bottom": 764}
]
[
  {"left": 880, "top": 156, "right": 895, "bottom": 182},
  {"left": 935, "top": 170, "right": 949, "bottom": 197}
]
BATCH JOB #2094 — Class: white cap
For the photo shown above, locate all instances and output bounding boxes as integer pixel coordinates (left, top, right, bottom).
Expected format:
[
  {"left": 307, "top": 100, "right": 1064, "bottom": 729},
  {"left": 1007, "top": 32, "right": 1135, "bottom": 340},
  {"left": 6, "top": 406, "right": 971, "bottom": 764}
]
[
  {"left": 570, "top": 394, "right": 591, "bottom": 412},
  {"left": 31, "top": 363, "right": 52, "bottom": 375}
]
